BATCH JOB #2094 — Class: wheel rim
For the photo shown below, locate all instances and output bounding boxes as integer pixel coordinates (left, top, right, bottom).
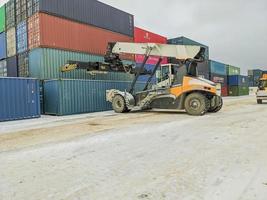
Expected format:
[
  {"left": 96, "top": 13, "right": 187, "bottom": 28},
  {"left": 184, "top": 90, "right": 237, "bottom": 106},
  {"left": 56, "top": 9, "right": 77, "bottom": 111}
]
[
  {"left": 115, "top": 99, "right": 123, "bottom": 108},
  {"left": 189, "top": 99, "right": 201, "bottom": 110}
]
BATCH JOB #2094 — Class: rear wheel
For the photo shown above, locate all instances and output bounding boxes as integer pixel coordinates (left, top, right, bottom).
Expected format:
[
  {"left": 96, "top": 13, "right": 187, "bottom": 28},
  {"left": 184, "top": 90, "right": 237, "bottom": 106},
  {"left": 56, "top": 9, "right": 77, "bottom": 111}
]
[
  {"left": 257, "top": 99, "right": 263, "bottom": 104},
  {"left": 112, "top": 95, "right": 127, "bottom": 113},
  {"left": 208, "top": 96, "right": 223, "bottom": 113},
  {"left": 184, "top": 93, "right": 208, "bottom": 116}
]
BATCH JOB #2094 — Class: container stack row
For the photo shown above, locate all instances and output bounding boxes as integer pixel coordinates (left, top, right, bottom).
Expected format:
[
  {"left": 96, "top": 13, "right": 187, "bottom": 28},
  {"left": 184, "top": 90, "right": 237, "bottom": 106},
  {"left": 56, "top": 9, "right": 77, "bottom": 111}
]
[{"left": 0, "top": 0, "right": 135, "bottom": 81}]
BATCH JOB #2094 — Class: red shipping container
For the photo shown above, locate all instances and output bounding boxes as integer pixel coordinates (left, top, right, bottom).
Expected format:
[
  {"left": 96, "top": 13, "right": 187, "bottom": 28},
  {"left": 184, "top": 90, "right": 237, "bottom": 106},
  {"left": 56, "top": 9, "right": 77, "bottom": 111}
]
[
  {"left": 134, "top": 27, "right": 168, "bottom": 64},
  {"left": 28, "top": 13, "right": 134, "bottom": 60},
  {"left": 221, "top": 85, "right": 228, "bottom": 97}
]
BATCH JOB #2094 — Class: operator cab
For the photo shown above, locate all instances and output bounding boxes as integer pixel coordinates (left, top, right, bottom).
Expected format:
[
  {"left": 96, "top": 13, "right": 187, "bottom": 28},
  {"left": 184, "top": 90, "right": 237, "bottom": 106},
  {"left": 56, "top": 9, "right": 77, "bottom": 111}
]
[
  {"left": 258, "top": 79, "right": 267, "bottom": 90},
  {"left": 155, "top": 62, "right": 199, "bottom": 87}
]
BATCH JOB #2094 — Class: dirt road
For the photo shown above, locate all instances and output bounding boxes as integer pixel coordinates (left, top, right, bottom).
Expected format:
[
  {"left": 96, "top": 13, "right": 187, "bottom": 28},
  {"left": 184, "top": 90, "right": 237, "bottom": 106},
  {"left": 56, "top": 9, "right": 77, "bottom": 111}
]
[{"left": 0, "top": 96, "right": 267, "bottom": 200}]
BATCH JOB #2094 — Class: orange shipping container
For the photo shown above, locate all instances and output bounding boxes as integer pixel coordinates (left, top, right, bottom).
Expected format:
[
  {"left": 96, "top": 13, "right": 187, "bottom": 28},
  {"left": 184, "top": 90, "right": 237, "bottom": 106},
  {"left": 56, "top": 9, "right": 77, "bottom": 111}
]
[{"left": 28, "top": 13, "right": 134, "bottom": 60}]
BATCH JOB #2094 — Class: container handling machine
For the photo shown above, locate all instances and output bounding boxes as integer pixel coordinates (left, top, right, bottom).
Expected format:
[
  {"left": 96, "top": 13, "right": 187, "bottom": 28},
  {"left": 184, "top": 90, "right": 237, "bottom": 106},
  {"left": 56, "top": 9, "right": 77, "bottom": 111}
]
[
  {"left": 61, "top": 42, "right": 223, "bottom": 116},
  {"left": 256, "top": 72, "right": 267, "bottom": 104}
]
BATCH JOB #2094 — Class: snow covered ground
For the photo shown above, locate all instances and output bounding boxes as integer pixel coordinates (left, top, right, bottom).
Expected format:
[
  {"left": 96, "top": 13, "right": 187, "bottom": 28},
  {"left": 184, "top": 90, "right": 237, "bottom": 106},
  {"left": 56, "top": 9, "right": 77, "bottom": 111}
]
[{"left": 0, "top": 96, "right": 267, "bottom": 200}]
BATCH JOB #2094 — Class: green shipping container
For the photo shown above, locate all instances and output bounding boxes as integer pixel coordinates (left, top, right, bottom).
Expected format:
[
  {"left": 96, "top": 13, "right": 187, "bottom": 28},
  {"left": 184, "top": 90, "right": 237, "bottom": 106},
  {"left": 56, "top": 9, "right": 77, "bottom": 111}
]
[
  {"left": 29, "top": 48, "right": 134, "bottom": 81},
  {"left": 228, "top": 86, "right": 249, "bottom": 96},
  {"left": 227, "top": 65, "right": 240, "bottom": 76},
  {"left": 0, "top": 5, "right": 5, "bottom": 33},
  {"left": 44, "top": 79, "right": 145, "bottom": 116}
]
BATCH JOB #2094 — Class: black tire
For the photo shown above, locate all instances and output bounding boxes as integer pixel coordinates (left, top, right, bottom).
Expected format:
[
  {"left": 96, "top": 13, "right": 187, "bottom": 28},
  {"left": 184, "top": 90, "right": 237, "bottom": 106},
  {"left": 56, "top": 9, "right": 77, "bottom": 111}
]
[
  {"left": 257, "top": 99, "right": 263, "bottom": 104},
  {"left": 112, "top": 95, "right": 127, "bottom": 113},
  {"left": 208, "top": 96, "right": 223, "bottom": 113},
  {"left": 184, "top": 93, "right": 208, "bottom": 116}
]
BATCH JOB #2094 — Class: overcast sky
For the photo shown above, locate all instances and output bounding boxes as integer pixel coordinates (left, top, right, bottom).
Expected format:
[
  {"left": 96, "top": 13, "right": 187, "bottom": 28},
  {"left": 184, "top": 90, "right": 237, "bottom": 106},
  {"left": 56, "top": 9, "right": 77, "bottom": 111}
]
[{"left": 1, "top": 0, "right": 266, "bottom": 74}]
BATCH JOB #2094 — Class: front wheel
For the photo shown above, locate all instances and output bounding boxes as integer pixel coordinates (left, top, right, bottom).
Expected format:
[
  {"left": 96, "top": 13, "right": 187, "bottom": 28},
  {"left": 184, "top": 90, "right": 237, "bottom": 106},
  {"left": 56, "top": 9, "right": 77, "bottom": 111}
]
[
  {"left": 257, "top": 99, "right": 262, "bottom": 104},
  {"left": 208, "top": 96, "right": 223, "bottom": 113},
  {"left": 112, "top": 95, "right": 128, "bottom": 113},
  {"left": 184, "top": 93, "right": 209, "bottom": 116}
]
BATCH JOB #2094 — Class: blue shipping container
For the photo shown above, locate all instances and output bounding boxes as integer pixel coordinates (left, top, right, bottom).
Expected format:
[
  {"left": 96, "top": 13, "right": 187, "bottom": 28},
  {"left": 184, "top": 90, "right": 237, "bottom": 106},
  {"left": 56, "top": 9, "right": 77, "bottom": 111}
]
[
  {"left": 209, "top": 60, "right": 227, "bottom": 75},
  {"left": 0, "top": 77, "right": 40, "bottom": 122},
  {"left": 0, "top": 32, "right": 6, "bottom": 59},
  {"left": 16, "top": 21, "right": 28, "bottom": 53},
  {"left": 7, "top": 56, "right": 18, "bottom": 77},
  {"left": 136, "top": 64, "right": 157, "bottom": 83},
  {"left": 228, "top": 75, "right": 249, "bottom": 86},
  {"left": 44, "top": 79, "right": 145, "bottom": 116}
]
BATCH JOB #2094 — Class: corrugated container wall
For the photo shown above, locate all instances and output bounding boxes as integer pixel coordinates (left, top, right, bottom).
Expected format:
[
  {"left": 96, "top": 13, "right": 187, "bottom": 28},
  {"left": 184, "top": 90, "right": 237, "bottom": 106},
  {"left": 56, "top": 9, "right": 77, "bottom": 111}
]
[
  {"left": 7, "top": 56, "right": 18, "bottom": 77},
  {"left": 29, "top": 48, "right": 134, "bottom": 81},
  {"left": 168, "top": 36, "right": 209, "bottom": 59},
  {"left": 18, "top": 51, "right": 29, "bottom": 77},
  {"left": 27, "top": 0, "right": 40, "bottom": 17},
  {"left": 0, "top": 60, "right": 7, "bottom": 76},
  {"left": 227, "top": 65, "right": 240, "bottom": 76},
  {"left": 16, "top": 20, "right": 28, "bottom": 53},
  {"left": 134, "top": 27, "right": 168, "bottom": 65},
  {"left": 6, "top": 0, "right": 16, "bottom": 29},
  {"left": 0, "top": 77, "right": 40, "bottom": 121},
  {"left": 0, "top": 4, "right": 5, "bottom": 32},
  {"left": 6, "top": 27, "right": 17, "bottom": 57},
  {"left": 16, "top": 0, "right": 27, "bottom": 24},
  {"left": 43, "top": 79, "right": 145, "bottom": 116},
  {"left": 228, "top": 86, "right": 249, "bottom": 96},
  {"left": 209, "top": 60, "right": 227, "bottom": 75},
  {"left": 228, "top": 75, "right": 249, "bottom": 87},
  {"left": 0, "top": 32, "right": 7, "bottom": 59},
  {"left": 32, "top": 0, "right": 134, "bottom": 36},
  {"left": 28, "top": 13, "right": 134, "bottom": 60}
]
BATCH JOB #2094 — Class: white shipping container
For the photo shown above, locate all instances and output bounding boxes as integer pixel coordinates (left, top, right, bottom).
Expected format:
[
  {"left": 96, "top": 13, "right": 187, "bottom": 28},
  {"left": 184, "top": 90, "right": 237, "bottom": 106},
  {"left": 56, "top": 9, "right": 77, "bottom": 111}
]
[{"left": 7, "top": 27, "right": 17, "bottom": 57}]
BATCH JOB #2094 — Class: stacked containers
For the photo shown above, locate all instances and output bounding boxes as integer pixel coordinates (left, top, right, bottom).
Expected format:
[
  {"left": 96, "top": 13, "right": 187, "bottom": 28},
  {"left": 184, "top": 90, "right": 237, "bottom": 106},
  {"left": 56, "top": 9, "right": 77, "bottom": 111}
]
[
  {"left": 15, "top": 0, "right": 27, "bottom": 24},
  {"left": 209, "top": 60, "right": 228, "bottom": 96},
  {"left": 0, "top": 5, "right": 7, "bottom": 77},
  {"left": 228, "top": 75, "right": 249, "bottom": 96},
  {"left": 6, "top": 0, "right": 16, "bottom": 30},
  {"left": 0, "top": 77, "right": 40, "bottom": 121},
  {"left": 134, "top": 27, "right": 167, "bottom": 83},
  {"left": 16, "top": 20, "right": 28, "bottom": 53}
]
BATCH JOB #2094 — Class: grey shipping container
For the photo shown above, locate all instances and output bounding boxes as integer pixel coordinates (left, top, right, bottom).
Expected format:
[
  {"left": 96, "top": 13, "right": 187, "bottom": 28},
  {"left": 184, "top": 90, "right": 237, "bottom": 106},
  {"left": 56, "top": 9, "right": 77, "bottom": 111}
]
[
  {"left": 18, "top": 51, "right": 29, "bottom": 77},
  {"left": 16, "top": 0, "right": 27, "bottom": 24},
  {"left": 0, "top": 59, "right": 7, "bottom": 77},
  {"left": 33, "top": 0, "right": 134, "bottom": 36},
  {"left": 7, "top": 56, "right": 18, "bottom": 77},
  {"left": 0, "top": 32, "right": 7, "bottom": 60},
  {"left": 43, "top": 79, "right": 145, "bottom": 116},
  {"left": 0, "top": 77, "right": 40, "bottom": 121},
  {"left": 6, "top": 0, "right": 16, "bottom": 29},
  {"left": 27, "top": 0, "right": 40, "bottom": 16},
  {"left": 29, "top": 48, "right": 134, "bottom": 81}
]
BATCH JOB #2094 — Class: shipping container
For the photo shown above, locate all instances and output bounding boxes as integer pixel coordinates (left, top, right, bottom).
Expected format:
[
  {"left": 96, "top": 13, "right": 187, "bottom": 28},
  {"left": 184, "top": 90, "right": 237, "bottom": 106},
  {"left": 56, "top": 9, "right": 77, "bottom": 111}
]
[
  {"left": 0, "top": 59, "right": 7, "bottom": 76},
  {"left": 168, "top": 36, "right": 209, "bottom": 59},
  {"left": 16, "top": 20, "right": 28, "bottom": 53},
  {"left": 228, "top": 86, "right": 249, "bottom": 96},
  {"left": 135, "top": 64, "right": 157, "bottom": 83},
  {"left": 0, "top": 4, "right": 5, "bottom": 33},
  {"left": 0, "top": 32, "right": 7, "bottom": 59},
  {"left": 227, "top": 65, "right": 240, "bottom": 76},
  {"left": 29, "top": 48, "right": 134, "bottom": 81},
  {"left": 27, "top": 0, "right": 134, "bottom": 36},
  {"left": 27, "top": 0, "right": 39, "bottom": 17},
  {"left": 7, "top": 56, "right": 18, "bottom": 77},
  {"left": 209, "top": 60, "right": 227, "bottom": 75},
  {"left": 28, "top": 13, "right": 134, "bottom": 60},
  {"left": 0, "top": 77, "right": 40, "bottom": 121},
  {"left": 221, "top": 85, "right": 228, "bottom": 97},
  {"left": 134, "top": 27, "right": 168, "bottom": 64},
  {"left": 43, "top": 79, "right": 145, "bottom": 116},
  {"left": 6, "top": 0, "right": 16, "bottom": 29},
  {"left": 210, "top": 73, "right": 228, "bottom": 86},
  {"left": 18, "top": 51, "right": 29, "bottom": 77},
  {"left": 6, "top": 27, "right": 17, "bottom": 57},
  {"left": 228, "top": 75, "right": 249, "bottom": 87},
  {"left": 16, "top": 0, "right": 27, "bottom": 24}
]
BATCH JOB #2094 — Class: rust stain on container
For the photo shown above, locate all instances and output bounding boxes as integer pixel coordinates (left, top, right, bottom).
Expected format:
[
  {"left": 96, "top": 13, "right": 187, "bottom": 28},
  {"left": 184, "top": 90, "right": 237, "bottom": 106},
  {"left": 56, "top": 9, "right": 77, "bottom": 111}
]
[{"left": 28, "top": 13, "right": 134, "bottom": 60}]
